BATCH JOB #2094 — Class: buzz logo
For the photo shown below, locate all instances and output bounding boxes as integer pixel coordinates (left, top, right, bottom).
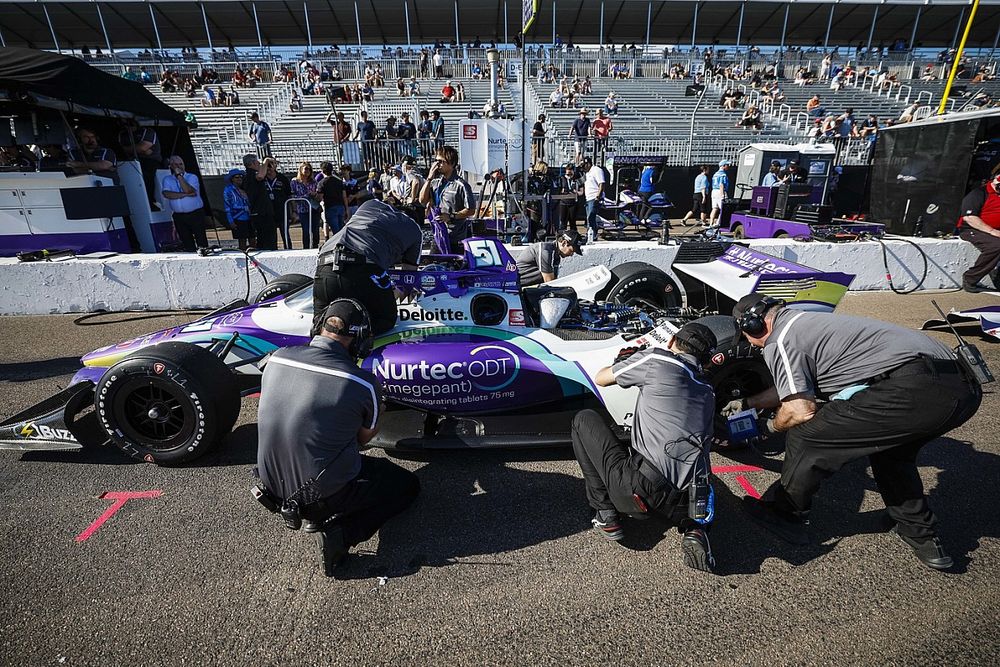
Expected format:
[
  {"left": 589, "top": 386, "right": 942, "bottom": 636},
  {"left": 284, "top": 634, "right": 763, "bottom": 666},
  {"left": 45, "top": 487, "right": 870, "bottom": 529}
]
[{"left": 17, "top": 422, "right": 77, "bottom": 442}]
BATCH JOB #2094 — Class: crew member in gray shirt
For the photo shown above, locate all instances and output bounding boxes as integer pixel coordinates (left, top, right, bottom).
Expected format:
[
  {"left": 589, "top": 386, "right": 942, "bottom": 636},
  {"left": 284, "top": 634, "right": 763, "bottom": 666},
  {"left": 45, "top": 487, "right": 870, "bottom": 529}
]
[
  {"left": 516, "top": 230, "right": 582, "bottom": 286},
  {"left": 726, "top": 294, "right": 982, "bottom": 570},
  {"left": 255, "top": 299, "right": 420, "bottom": 575},
  {"left": 313, "top": 198, "right": 422, "bottom": 336},
  {"left": 571, "top": 322, "right": 719, "bottom": 572},
  {"left": 419, "top": 145, "right": 476, "bottom": 253}
]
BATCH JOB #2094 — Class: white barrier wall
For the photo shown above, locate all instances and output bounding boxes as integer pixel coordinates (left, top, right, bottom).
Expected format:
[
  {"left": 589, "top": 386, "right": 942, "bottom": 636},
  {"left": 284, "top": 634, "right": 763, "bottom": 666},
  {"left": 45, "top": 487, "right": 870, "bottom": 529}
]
[{"left": 0, "top": 238, "right": 982, "bottom": 315}]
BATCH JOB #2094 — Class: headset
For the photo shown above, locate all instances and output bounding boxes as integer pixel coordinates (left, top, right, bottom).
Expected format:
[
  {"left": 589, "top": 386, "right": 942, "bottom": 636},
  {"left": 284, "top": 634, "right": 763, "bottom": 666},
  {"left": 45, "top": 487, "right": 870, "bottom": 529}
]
[
  {"left": 736, "top": 296, "right": 786, "bottom": 337},
  {"left": 323, "top": 298, "right": 373, "bottom": 358}
]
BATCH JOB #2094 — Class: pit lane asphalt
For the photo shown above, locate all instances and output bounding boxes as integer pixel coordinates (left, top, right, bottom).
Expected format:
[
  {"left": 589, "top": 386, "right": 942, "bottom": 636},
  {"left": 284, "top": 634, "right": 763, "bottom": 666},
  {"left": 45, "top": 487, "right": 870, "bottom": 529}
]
[{"left": 1, "top": 292, "right": 999, "bottom": 666}]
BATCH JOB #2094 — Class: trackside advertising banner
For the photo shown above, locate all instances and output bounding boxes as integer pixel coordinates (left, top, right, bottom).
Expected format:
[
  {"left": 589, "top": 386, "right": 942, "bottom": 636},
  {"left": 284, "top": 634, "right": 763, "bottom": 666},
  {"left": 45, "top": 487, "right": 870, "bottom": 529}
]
[{"left": 458, "top": 119, "right": 531, "bottom": 178}]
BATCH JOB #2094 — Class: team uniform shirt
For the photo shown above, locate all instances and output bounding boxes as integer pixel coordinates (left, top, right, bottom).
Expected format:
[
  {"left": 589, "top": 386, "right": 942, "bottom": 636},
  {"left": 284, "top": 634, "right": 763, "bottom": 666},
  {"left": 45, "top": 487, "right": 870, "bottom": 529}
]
[
  {"left": 584, "top": 165, "right": 606, "bottom": 202},
  {"left": 612, "top": 347, "right": 715, "bottom": 488},
  {"left": 118, "top": 127, "right": 162, "bottom": 162},
  {"left": 516, "top": 241, "right": 561, "bottom": 286},
  {"left": 160, "top": 172, "right": 204, "bottom": 213},
  {"left": 710, "top": 169, "right": 729, "bottom": 207},
  {"left": 763, "top": 309, "right": 955, "bottom": 401},
  {"left": 957, "top": 181, "right": 1000, "bottom": 230},
  {"left": 68, "top": 146, "right": 117, "bottom": 179},
  {"left": 256, "top": 337, "right": 381, "bottom": 503},
  {"left": 693, "top": 172, "right": 710, "bottom": 195},
  {"left": 428, "top": 174, "right": 474, "bottom": 216},
  {"left": 318, "top": 199, "right": 422, "bottom": 271}
]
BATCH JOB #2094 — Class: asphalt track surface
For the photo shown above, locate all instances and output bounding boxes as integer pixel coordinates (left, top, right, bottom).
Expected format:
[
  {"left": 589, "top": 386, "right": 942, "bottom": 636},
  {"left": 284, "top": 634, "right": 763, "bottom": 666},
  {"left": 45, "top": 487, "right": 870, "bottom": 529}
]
[{"left": 2, "top": 291, "right": 999, "bottom": 666}]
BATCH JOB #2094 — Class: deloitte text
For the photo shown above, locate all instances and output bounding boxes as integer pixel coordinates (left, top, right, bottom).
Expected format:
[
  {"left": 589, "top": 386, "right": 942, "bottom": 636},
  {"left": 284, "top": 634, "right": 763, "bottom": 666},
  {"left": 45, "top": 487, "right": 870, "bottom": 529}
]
[{"left": 398, "top": 307, "right": 467, "bottom": 322}]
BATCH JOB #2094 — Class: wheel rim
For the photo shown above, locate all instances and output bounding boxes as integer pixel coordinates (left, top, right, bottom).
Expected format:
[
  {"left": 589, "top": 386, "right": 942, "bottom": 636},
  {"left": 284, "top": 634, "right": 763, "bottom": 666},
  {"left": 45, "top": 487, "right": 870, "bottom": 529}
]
[{"left": 110, "top": 377, "right": 196, "bottom": 450}]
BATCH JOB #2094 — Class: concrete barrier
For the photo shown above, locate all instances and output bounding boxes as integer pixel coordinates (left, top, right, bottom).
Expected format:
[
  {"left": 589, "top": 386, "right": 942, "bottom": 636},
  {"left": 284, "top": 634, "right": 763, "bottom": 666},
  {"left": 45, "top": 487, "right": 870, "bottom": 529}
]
[{"left": 0, "top": 237, "right": 981, "bottom": 315}]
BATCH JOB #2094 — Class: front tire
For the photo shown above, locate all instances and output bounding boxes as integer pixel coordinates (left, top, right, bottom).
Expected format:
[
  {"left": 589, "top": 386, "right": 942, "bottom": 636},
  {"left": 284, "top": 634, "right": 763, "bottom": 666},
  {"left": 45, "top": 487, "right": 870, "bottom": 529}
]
[
  {"left": 95, "top": 342, "right": 240, "bottom": 465},
  {"left": 252, "top": 273, "right": 312, "bottom": 304},
  {"left": 597, "top": 261, "right": 682, "bottom": 309}
]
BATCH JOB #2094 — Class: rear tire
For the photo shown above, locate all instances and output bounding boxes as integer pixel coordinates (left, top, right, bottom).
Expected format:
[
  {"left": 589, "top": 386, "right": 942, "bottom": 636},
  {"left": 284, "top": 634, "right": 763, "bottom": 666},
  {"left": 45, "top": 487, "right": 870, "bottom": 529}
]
[
  {"left": 252, "top": 273, "right": 312, "bottom": 304},
  {"left": 597, "top": 262, "right": 682, "bottom": 309},
  {"left": 732, "top": 224, "right": 745, "bottom": 239},
  {"left": 95, "top": 342, "right": 240, "bottom": 465}
]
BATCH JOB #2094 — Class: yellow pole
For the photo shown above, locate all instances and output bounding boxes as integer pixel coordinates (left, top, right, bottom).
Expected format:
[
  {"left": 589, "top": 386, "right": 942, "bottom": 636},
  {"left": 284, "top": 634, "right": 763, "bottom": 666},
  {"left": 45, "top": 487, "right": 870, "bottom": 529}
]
[{"left": 938, "top": 0, "right": 981, "bottom": 115}]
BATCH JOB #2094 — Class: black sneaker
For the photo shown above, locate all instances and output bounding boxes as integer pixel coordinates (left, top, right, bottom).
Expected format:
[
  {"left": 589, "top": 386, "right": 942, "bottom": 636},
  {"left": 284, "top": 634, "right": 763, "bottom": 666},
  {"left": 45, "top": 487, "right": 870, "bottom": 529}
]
[
  {"left": 892, "top": 527, "right": 953, "bottom": 571},
  {"left": 591, "top": 510, "right": 624, "bottom": 542},
  {"left": 315, "top": 525, "right": 349, "bottom": 576},
  {"left": 681, "top": 528, "right": 716, "bottom": 573},
  {"left": 302, "top": 518, "right": 326, "bottom": 533},
  {"left": 741, "top": 496, "right": 810, "bottom": 545},
  {"left": 963, "top": 281, "right": 989, "bottom": 294}
]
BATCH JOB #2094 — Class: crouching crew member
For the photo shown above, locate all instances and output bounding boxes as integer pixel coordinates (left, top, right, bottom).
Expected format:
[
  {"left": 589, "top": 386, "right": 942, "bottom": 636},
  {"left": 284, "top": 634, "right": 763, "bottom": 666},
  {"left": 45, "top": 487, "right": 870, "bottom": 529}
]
[
  {"left": 313, "top": 198, "right": 422, "bottom": 336},
  {"left": 515, "top": 230, "right": 582, "bottom": 287},
  {"left": 957, "top": 163, "right": 1000, "bottom": 293},
  {"left": 571, "top": 322, "right": 719, "bottom": 573},
  {"left": 254, "top": 299, "right": 420, "bottom": 575},
  {"left": 728, "top": 294, "right": 981, "bottom": 570}
]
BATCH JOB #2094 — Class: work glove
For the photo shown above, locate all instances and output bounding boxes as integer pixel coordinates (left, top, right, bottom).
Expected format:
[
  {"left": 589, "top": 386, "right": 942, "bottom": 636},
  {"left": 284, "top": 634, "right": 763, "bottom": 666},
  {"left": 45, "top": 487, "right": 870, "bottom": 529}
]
[
  {"left": 614, "top": 344, "right": 647, "bottom": 364},
  {"left": 720, "top": 398, "right": 748, "bottom": 418}
]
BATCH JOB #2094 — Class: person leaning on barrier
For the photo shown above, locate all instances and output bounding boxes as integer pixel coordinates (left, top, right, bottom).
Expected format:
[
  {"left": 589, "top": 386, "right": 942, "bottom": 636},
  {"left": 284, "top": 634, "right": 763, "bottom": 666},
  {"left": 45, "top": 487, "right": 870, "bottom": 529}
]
[
  {"left": 571, "top": 323, "right": 720, "bottom": 573},
  {"left": 313, "top": 198, "right": 422, "bottom": 336},
  {"left": 515, "top": 230, "right": 582, "bottom": 287},
  {"left": 725, "top": 294, "right": 982, "bottom": 570},
  {"left": 253, "top": 299, "right": 420, "bottom": 576}
]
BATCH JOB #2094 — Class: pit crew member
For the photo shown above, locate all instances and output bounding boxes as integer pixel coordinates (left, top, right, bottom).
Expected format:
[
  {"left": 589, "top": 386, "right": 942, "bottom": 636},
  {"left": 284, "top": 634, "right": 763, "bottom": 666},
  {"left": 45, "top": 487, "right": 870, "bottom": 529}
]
[
  {"left": 571, "top": 322, "right": 720, "bottom": 573},
  {"left": 515, "top": 230, "right": 583, "bottom": 286},
  {"left": 255, "top": 299, "right": 420, "bottom": 576},
  {"left": 419, "top": 145, "right": 475, "bottom": 253},
  {"left": 313, "top": 199, "right": 421, "bottom": 336},
  {"left": 728, "top": 294, "right": 981, "bottom": 570},
  {"left": 956, "top": 163, "right": 1000, "bottom": 293}
]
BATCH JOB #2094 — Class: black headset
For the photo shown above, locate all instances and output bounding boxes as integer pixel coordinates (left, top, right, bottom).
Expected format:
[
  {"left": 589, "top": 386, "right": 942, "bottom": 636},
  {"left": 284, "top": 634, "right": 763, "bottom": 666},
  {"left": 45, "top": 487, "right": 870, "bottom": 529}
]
[
  {"left": 736, "top": 296, "right": 786, "bottom": 337},
  {"left": 323, "top": 298, "right": 373, "bottom": 359}
]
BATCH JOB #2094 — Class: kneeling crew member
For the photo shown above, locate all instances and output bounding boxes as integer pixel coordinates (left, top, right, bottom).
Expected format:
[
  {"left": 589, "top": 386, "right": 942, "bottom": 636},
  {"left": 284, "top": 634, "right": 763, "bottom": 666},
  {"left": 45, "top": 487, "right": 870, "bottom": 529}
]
[
  {"left": 728, "top": 294, "right": 981, "bottom": 569},
  {"left": 571, "top": 322, "right": 719, "bottom": 573},
  {"left": 255, "top": 299, "right": 420, "bottom": 575},
  {"left": 516, "top": 230, "right": 582, "bottom": 286},
  {"left": 314, "top": 198, "right": 422, "bottom": 336}
]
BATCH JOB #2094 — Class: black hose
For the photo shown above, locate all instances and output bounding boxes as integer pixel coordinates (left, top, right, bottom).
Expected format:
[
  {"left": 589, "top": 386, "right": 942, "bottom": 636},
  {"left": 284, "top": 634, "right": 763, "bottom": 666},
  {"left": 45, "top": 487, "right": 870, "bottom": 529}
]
[
  {"left": 875, "top": 235, "right": 929, "bottom": 295},
  {"left": 242, "top": 246, "right": 266, "bottom": 303}
]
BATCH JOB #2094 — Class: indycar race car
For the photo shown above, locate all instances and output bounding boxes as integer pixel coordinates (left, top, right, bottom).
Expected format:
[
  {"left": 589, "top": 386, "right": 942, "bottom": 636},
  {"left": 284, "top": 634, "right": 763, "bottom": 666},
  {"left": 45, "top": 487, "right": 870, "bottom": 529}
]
[{"left": 0, "top": 238, "right": 855, "bottom": 465}]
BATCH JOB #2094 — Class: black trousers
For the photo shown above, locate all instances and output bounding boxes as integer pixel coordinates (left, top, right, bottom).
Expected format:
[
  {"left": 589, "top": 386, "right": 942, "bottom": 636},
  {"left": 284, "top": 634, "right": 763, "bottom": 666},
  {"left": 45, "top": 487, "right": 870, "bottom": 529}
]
[
  {"left": 559, "top": 199, "right": 579, "bottom": 230},
  {"left": 302, "top": 456, "right": 420, "bottom": 548},
  {"left": 172, "top": 210, "right": 208, "bottom": 251},
  {"left": 251, "top": 214, "right": 278, "bottom": 250},
  {"left": 313, "top": 263, "right": 398, "bottom": 336},
  {"left": 959, "top": 228, "right": 1000, "bottom": 287},
  {"left": 769, "top": 358, "right": 981, "bottom": 540},
  {"left": 571, "top": 409, "right": 691, "bottom": 529}
]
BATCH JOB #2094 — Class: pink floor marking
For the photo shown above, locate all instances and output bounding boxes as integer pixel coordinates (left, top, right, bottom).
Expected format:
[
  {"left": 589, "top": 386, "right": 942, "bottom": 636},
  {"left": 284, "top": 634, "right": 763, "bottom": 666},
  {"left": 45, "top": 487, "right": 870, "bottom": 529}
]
[{"left": 75, "top": 490, "right": 163, "bottom": 543}]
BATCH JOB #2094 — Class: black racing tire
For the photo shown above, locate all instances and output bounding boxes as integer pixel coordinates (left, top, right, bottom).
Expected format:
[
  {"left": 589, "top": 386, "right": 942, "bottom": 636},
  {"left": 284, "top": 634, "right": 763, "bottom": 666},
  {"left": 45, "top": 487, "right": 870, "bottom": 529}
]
[
  {"left": 94, "top": 342, "right": 241, "bottom": 465},
  {"left": 597, "top": 261, "right": 682, "bottom": 310},
  {"left": 702, "top": 339, "right": 775, "bottom": 443},
  {"left": 691, "top": 315, "right": 740, "bottom": 353},
  {"left": 775, "top": 231, "right": 790, "bottom": 238},
  {"left": 252, "top": 273, "right": 313, "bottom": 304},
  {"left": 732, "top": 224, "right": 745, "bottom": 239}
]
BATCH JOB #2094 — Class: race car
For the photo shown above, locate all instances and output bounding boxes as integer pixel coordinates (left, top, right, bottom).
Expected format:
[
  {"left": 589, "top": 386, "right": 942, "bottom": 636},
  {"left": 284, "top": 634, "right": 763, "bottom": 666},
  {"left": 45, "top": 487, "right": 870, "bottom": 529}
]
[{"left": 0, "top": 237, "right": 855, "bottom": 465}]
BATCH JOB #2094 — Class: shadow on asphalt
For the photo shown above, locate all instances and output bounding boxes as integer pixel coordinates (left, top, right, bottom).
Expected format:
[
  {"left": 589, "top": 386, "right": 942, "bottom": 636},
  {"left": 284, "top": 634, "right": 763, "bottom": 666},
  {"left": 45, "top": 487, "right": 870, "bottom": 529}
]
[{"left": 0, "top": 357, "right": 81, "bottom": 383}]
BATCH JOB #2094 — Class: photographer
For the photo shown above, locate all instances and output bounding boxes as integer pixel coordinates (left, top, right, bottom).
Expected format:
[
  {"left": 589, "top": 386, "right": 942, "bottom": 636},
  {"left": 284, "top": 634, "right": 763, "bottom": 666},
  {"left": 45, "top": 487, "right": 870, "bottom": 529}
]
[
  {"left": 160, "top": 155, "right": 207, "bottom": 251},
  {"left": 255, "top": 299, "right": 420, "bottom": 575}
]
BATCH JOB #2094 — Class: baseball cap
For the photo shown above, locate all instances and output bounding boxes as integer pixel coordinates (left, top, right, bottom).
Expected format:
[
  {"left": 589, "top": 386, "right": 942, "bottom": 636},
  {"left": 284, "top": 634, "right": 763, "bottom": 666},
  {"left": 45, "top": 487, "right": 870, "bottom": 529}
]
[
  {"left": 672, "top": 322, "right": 717, "bottom": 364},
  {"left": 559, "top": 230, "right": 583, "bottom": 254},
  {"left": 322, "top": 299, "right": 369, "bottom": 337},
  {"left": 718, "top": 159, "right": 732, "bottom": 167},
  {"left": 400, "top": 155, "right": 416, "bottom": 165}
]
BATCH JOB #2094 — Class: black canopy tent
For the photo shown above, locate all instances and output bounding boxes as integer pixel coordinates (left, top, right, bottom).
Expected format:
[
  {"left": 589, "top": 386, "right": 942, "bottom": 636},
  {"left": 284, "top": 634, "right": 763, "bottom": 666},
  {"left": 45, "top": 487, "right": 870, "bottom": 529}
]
[{"left": 0, "top": 47, "right": 183, "bottom": 125}]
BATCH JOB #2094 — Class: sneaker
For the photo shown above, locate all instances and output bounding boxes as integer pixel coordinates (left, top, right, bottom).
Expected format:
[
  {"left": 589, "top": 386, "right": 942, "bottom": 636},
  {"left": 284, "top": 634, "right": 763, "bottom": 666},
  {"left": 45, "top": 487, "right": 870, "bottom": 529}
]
[
  {"left": 591, "top": 510, "right": 624, "bottom": 542},
  {"left": 315, "top": 525, "right": 349, "bottom": 576},
  {"left": 892, "top": 527, "right": 953, "bottom": 571},
  {"left": 302, "top": 518, "right": 325, "bottom": 533},
  {"left": 681, "top": 528, "right": 716, "bottom": 573},
  {"left": 963, "top": 281, "right": 989, "bottom": 294},
  {"left": 741, "top": 496, "right": 810, "bottom": 545}
]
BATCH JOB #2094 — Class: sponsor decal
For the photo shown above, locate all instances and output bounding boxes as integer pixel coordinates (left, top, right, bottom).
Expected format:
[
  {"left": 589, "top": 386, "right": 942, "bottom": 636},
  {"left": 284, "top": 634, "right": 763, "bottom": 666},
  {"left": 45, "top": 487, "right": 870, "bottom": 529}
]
[
  {"left": 505, "top": 261, "right": 517, "bottom": 272},
  {"left": 926, "top": 203, "right": 939, "bottom": 215},
  {"left": 17, "top": 422, "right": 76, "bottom": 443},
  {"left": 463, "top": 124, "right": 478, "bottom": 140},
  {"left": 221, "top": 312, "right": 243, "bottom": 327},
  {"left": 724, "top": 246, "right": 794, "bottom": 275},
  {"left": 398, "top": 307, "right": 467, "bottom": 322},
  {"left": 153, "top": 363, "right": 166, "bottom": 374},
  {"left": 420, "top": 275, "right": 437, "bottom": 290},
  {"left": 508, "top": 309, "right": 525, "bottom": 326},
  {"left": 372, "top": 343, "right": 521, "bottom": 393},
  {"left": 403, "top": 274, "right": 416, "bottom": 285},
  {"left": 711, "top": 353, "right": 726, "bottom": 366}
]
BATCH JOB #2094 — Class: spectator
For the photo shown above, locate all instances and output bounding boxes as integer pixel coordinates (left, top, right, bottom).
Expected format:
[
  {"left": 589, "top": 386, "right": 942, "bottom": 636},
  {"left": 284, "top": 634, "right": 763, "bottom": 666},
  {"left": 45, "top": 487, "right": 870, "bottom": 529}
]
[
  {"left": 248, "top": 112, "right": 272, "bottom": 158},
  {"left": 471, "top": 62, "right": 483, "bottom": 80},
  {"left": 532, "top": 114, "right": 547, "bottom": 164},
  {"left": 583, "top": 157, "right": 606, "bottom": 243},
  {"left": 899, "top": 102, "right": 922, "bottom": 123},
  {"left": 161, "top": 155, "right": 207, "bottom": 252},
  {"left": 396, "top": 77, "right": 406, "bottom": 97},
  {"left": 721, "top": 88, "right": 739, "bottom": 110},
  {"left": 603, "top": 92, "right": 619, "bottom": 116},
  {"left": 408, "top": 77, "right": 420, "bottom": 97},
  {"left": 289, "top": 91, "right": 303, "bottom": 112},
  {"left": 242, "top": 154, "right": 279, "bottom": 250},
  {"left": 223, "top": 168, "right": 253, "bottom": 250},
  {"left": 184, "top": 110, "right": 198, "bottom": 129},
  {"left": 289, "top": 162, "right": 323, "bottom": 249},
  {"left": 355, "top": 110, "right": 377, "bottom": 168},
  {"left": 736, "top": 105, "right": 763, "bottom": 130},
  {"left": 398, "top": 112, "right": 418, "bottom": 157},
  {"left": 365, "top": 167, "right": 384, "bottom": 201},
  {"left": 456, "top": 81, "right": 466, "bottom": 102},
  {"left": 227, "top": 85, "right": 241, "bottom": 106},
  {"left": 315, "top": 161, "right": 349, "bottom": 240},
  {"left": 806, "top": 95, "right": 822, "bottom": 116},
  {"left": 591, "top": 109, "right": 613, "bottom": 158},
  {"left": 201, "top": 87, "right": 216, "bottom": 108},
  {"left": 326, "top": 111, "right": 352, "bottom": 144},
  {"left": 67, "top": 127, "right": 116, "bottom": 180},
  {"left": 569, "top": 109, "right": 592, "bottom": 165},
  {"left": 433, "top": 49, "right": 444, "bottom": 79},
  {"left": 549, "top": 87, "right": 564, "bottom": 108},
  {"left": 837, "top": 108, "right": 859, "bottom": 140},
  {"left": 830, "top": 71, "right": 845, "bottom": 91},
  {"left": 419, "top": 49, "right": 430, "bottom": 78},
  {"left": 361, "top": 81, "right": 374, "bottom": 101},
  {"left": 430, "top": 110, "right": 445, "bottom": 148},
  {"left": 441, "top": 80, "right": 457, "bottom": 103}
]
